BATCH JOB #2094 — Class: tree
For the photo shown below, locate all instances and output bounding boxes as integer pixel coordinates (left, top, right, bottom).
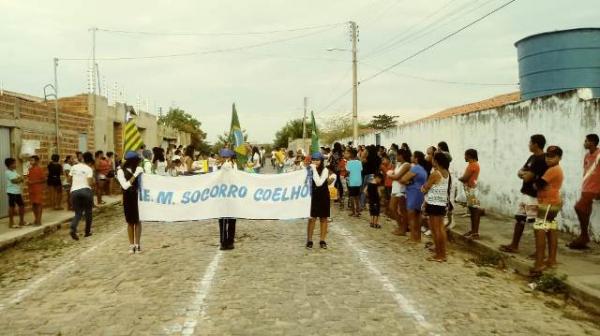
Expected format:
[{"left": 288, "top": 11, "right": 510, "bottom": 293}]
[
  {"left": 212, "top": 130, "right": 248, "bottom": 153},
  {"left": 272, "top": 118, "right": 313, "bottom": 149},
  {"left": 158, "top": 107, "right": 210, "bottom": 152},
  {"left": 319, "top": 115, "right": 369, "bottom": 145},
  {"left": 368, "top": 114, "right": 399, "bottom": 130}
]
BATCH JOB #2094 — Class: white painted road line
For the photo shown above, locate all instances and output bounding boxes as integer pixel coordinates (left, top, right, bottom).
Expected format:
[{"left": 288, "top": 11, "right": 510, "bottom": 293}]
[
  {"left": 0, "top": 228, "right": 124, "bottom": 312},
  {"left": 334, "top": 225, "right": 441, "bottom": 336},
  {"left": 165, "top": 250, "right": 223, "bottom": 336}
]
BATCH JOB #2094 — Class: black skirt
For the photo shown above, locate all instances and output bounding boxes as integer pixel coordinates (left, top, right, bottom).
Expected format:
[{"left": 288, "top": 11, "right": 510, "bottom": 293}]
[
  {"left": 123, "top": 189, "right": 140, "bottom": 223},
  {"left": 310, "top": 182, "right": 331, "bottom": 218}
]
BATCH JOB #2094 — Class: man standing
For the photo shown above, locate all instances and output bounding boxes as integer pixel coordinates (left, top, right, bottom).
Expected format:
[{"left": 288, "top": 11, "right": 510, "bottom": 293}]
[
  {"left": 568, "top": 134, "right": 600, "bottom": 250},
  {"left": 500, "top": 134, "right": 548, "bottom": 253}
]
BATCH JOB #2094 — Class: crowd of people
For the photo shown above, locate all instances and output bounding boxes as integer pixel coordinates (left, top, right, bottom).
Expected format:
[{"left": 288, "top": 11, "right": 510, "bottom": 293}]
[{"left": 4, "top": 133, "right": 599, "bottom": 271}]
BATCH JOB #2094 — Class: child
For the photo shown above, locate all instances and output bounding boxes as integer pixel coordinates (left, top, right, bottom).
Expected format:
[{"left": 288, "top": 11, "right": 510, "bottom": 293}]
[
  {"left": 531, "top": 145, "right": 564, "bottom": 275},
  {"left": 459, "top": 149, "right": 481, "bottom": 239},
  {"left": 27, "top": 155, "right": 45, "bottom": 226},
  {"left": 306, "top": 152, "right": 331, "bottom": 249},
  {"left": 367, "top": 173, "right": 383, "bottom": 228},
  {"left": 345, "top": 148, "right": 362, "bottom": 217},
  {"left": 5, "top": 158, "right": 26, "bottom": 228}
]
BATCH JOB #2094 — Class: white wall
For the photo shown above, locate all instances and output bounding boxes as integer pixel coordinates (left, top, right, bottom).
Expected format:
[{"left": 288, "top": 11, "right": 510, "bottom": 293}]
[{"left": 339, "top": 89, "right": 600, "bottom": 240}]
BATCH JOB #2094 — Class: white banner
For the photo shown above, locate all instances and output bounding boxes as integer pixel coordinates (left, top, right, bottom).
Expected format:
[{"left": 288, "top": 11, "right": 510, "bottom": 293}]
[{"left": 138, "top": 169, "right": 311, "bottom": 221}]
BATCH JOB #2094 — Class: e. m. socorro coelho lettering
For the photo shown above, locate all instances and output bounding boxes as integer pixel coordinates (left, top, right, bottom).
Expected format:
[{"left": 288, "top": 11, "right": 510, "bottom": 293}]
[{"left": 140, "top": 184, "right": 310, "bottom": 205}]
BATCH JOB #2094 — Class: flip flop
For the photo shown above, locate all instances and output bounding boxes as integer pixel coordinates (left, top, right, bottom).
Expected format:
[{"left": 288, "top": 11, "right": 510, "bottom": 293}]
[{"left": 426, "top": 256, "right": 446, "bottom": 263}]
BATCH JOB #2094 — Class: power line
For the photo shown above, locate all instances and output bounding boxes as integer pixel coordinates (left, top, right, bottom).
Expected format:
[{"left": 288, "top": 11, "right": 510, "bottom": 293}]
[
  {"left": 316, "top": 88, "right": 353, "bottom": 114},
  {"left": 362, "top": 0, "right": 460, "bottom": 59},
  {"left": 360, "top": 0, "right": 518, "bottom": 84},
  {"left": 360, "top": 62, "right": 518, "bottom": 86},
  {"left": 95, "top": 22, "right": 345, "bottom": 37},
  {"left": 372, "top": 0, "right": 501, "bottom": 59},
  {"left": 60, "top": 25, "right": 342, "bottom": 61}
]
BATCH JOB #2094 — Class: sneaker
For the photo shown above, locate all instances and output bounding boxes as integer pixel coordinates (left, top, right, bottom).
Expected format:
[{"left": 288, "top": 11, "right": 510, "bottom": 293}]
[
  {"left": 84, "top": 232, "right": 93, "bottom": 237},
  {"left": 319, "top": 241, "right": 328, "bottom": 249},
  {"left": 128, "top": 245, "right": 136, "bottom": 254}
]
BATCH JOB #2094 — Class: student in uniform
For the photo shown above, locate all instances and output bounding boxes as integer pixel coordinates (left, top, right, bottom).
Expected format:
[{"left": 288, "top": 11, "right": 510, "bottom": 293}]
[
  {"left": 218, "top": 148, "right": 238, "bottom": 250},
  {"left": 116, "top": 151, "right": 144, "bottom": 254},
  {"left": 306, "top": 152, "right": 331, "bottom": 249}
]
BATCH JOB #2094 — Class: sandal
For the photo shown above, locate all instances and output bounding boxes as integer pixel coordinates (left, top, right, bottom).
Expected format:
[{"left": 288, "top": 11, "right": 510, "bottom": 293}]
[
  {"left": 305, "top": 241, "right": 313, "bottom": 249},
  {"left": 566, "top": 240, "right": 590, "bottom": 250},
  {"left": 463, "top": 231, "right": 473, "bottom": 237},
  {"left": 529, "top": 266, "right": 546, "bottom": 277},
  {"left": 469, "top": 233, "right": 480, "bottom": 240},
  {"left": 499, "top": 245, "right": 519, "bottom": 253},
  {"left": 373, "top": 224, "right": 381, "bottom": 229},
  {"left": 426, "top": 256, "right": 446, "bottom": 263}
]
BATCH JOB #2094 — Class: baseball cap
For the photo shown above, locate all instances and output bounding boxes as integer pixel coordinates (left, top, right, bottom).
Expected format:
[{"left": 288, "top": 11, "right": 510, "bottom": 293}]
[
  {"left": 311, "top": 152, "right": 324, "bottom": 160},
  {"left": 124, "top": 151, "right": 140, "bottom": 160}
]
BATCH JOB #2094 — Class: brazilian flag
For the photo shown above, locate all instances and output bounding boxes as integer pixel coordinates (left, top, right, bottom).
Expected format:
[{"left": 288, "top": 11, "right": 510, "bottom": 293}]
[{"left": 229, "top": 103, "right": 247, "bottom": 167}]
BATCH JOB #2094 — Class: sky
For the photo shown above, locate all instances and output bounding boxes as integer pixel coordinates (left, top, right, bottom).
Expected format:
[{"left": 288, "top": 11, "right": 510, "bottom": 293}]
[{"left": 0, "top": 0, "right": 598, "bottom": 144}]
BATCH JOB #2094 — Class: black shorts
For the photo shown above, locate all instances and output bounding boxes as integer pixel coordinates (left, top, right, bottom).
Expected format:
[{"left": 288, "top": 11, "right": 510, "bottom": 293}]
[
  {"left": 425, "top": 204, "right": 447, "bottom": 216},
  {"left": 7, "top": 193, "right": 24, "bottom": 207},
  {"left": 348, "top": 186, "right": 361, "bottom": 197}
]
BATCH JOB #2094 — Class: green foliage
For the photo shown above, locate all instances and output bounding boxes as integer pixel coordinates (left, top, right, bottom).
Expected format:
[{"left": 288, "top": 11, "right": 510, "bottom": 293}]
[
  {"left": 158, "top": 107, "right": 209, "bottom": 152},
  {"left": 534, "top": 273, "right": 569, "bottom": 294},
  {"left": 212, "top": 130, "right": 249, "bottom": 153},
  {"left": 273, "top": 119, "right": 313, "bottom": 149},
  {"left": 368, "top": 114, "right": 399, "bottom": 130},
  {"left": 319, "top": 116, "right": 369, "bottom": 145}
]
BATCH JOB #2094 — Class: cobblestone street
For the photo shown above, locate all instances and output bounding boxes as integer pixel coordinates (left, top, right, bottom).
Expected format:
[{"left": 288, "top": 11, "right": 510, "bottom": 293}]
[{"left": 0, "top": 205, "right": 598, "bottom": 336}]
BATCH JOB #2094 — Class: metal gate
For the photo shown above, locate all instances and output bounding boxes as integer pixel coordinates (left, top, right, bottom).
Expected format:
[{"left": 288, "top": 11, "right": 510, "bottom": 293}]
[{"left": 0, "top": 127, "right": 11, "bottom": 218}]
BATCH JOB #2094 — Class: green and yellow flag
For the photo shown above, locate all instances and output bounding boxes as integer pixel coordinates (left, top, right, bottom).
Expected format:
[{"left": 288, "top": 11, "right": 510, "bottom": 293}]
[
  {"left": 123, "top": 106, "right": 144, "bottom": 155},
  {"left": 229, "top": 103, "right": 247, "bottom": 166},
  {"left": 310, "top": 110, "right": 319, "bottom": 154}
]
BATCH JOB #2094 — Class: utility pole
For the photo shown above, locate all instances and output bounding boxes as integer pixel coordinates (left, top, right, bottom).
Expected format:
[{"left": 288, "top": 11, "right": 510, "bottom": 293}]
[
  {"left": 302, "top": 97, "right": 308, "bottom": 153},
  {"left": 90, "top": 27, "right": 98, "bottom": 120},
  {"left": 350, "top": 21, "right": 359, "bottom": 145}
]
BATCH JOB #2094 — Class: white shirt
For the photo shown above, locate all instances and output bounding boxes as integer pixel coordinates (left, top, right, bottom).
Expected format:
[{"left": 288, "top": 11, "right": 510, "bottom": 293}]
[
  {"left": 116, "top": 166, "right": 144, "bottom": 190},
  {"left": 251, "top": 153, "right": 261, "bottom": 169},
  {"left": 311, "top": 166, "right": 329, "bottom": 187},
  {"left": 391, "top": 162, "right": 410, "bottom": 195},
  {"left": 69, "top": 163, "right": 93, "bottom": 192}
]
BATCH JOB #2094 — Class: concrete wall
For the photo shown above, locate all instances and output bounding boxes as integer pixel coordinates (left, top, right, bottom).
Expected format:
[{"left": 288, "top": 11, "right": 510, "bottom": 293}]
[{"left": 338, "top": 89, "right": 600, "bottom": 240}]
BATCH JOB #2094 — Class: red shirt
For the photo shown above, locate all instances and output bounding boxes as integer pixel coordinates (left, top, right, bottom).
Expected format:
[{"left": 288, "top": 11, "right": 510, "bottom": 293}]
[
  {"left": 464, "top": 161, "right": 480, "bottom": 188},
  {"left": 582, "top": 149, "right": 600, "bottom": 193},
  {"left": 380, "top": 162, "right": 393, "bottom": 187}
]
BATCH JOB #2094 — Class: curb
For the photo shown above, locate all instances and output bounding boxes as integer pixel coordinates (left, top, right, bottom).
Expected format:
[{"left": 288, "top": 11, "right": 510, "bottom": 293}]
[
  {"left": 448, "top": 229, "right": 600, "bottom": 316},
  {"left": 0, "top": 201, "right": 121, "bottom": 253}
]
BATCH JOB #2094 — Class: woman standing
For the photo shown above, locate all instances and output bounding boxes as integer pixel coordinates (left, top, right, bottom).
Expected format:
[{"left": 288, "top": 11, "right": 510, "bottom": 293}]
[
  {"left": 153, "top": 149, "right": 168, "bottom": 176},
  {"left": 306, "top": 152, "right": 331, "bottom": 249},
  {"left": 116, "top": 151, "right": 144, "bottom": 254},
  {"left": 63, "top": 155, "right": 74, "bottom": 210},
  {"left": 27, "top": 155, "right": 45, "bottom": 226},
  {"left": 218, "top": 148, "right": 238, "bottom": 250},
  {"left": 400, "top": 151, "right": 428, "bottom": 242},
  {"left": 249, "top": 146, "right": 262, "bottom": 173},
  {"left": 47, "top": 154, "right": 63, "bottom": 210},
  {"left": 388, "top": 149, "right": 412, "bottom": 236},
  {"left": 421, "top": 152, "right": 451, "bottom": 262}
]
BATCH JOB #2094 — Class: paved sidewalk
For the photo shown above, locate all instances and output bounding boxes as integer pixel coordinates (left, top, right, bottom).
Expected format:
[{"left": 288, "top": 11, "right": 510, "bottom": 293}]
[
  {"left": 0, "top": 195, "right": 121, "bottom": 252},
  {"left": 448, "top": 205, "right": 600, "bottom": 315}
]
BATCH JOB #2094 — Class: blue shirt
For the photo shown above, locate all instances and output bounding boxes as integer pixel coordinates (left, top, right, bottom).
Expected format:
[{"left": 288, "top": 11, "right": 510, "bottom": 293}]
[
  {"left": 346, "top": 159, "right": 363, "bottom": 187},
  {"left": 6, "top": 169, "right": 22, "bottom": 194},
  {"left": 406, "top": 165, "right": 427, "bottom": 192}
]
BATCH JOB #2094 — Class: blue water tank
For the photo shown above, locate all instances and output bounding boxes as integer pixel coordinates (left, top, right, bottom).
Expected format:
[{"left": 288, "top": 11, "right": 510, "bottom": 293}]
[{"left": 515, "top": 28, "right": 600, "bottom": 100}]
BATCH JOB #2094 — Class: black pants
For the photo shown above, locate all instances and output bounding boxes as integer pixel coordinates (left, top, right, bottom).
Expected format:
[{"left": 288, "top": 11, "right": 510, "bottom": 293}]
[
  {"left": 219, "top": 218, "right": 236, "bottom": 247},
  {"left": 70, "top": 188, "right": 93, "bottom": 235}
]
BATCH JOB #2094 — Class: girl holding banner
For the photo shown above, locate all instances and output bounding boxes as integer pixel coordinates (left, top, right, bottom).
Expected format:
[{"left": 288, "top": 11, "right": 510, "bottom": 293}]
[
  {"left": 218, "top": 148, "right": 238, "bottom": 250},
  {"left": 306, "top": 152, "right": 331, "bottom": 249},
  {"left": 116, "top": 151, "right": 144, "bottom": 254}
]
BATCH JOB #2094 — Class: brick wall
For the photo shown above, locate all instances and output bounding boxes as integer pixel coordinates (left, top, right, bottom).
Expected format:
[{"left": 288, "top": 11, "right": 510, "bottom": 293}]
[{"left": 0, "top": 93, "right": 96, "bottom": 209}]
